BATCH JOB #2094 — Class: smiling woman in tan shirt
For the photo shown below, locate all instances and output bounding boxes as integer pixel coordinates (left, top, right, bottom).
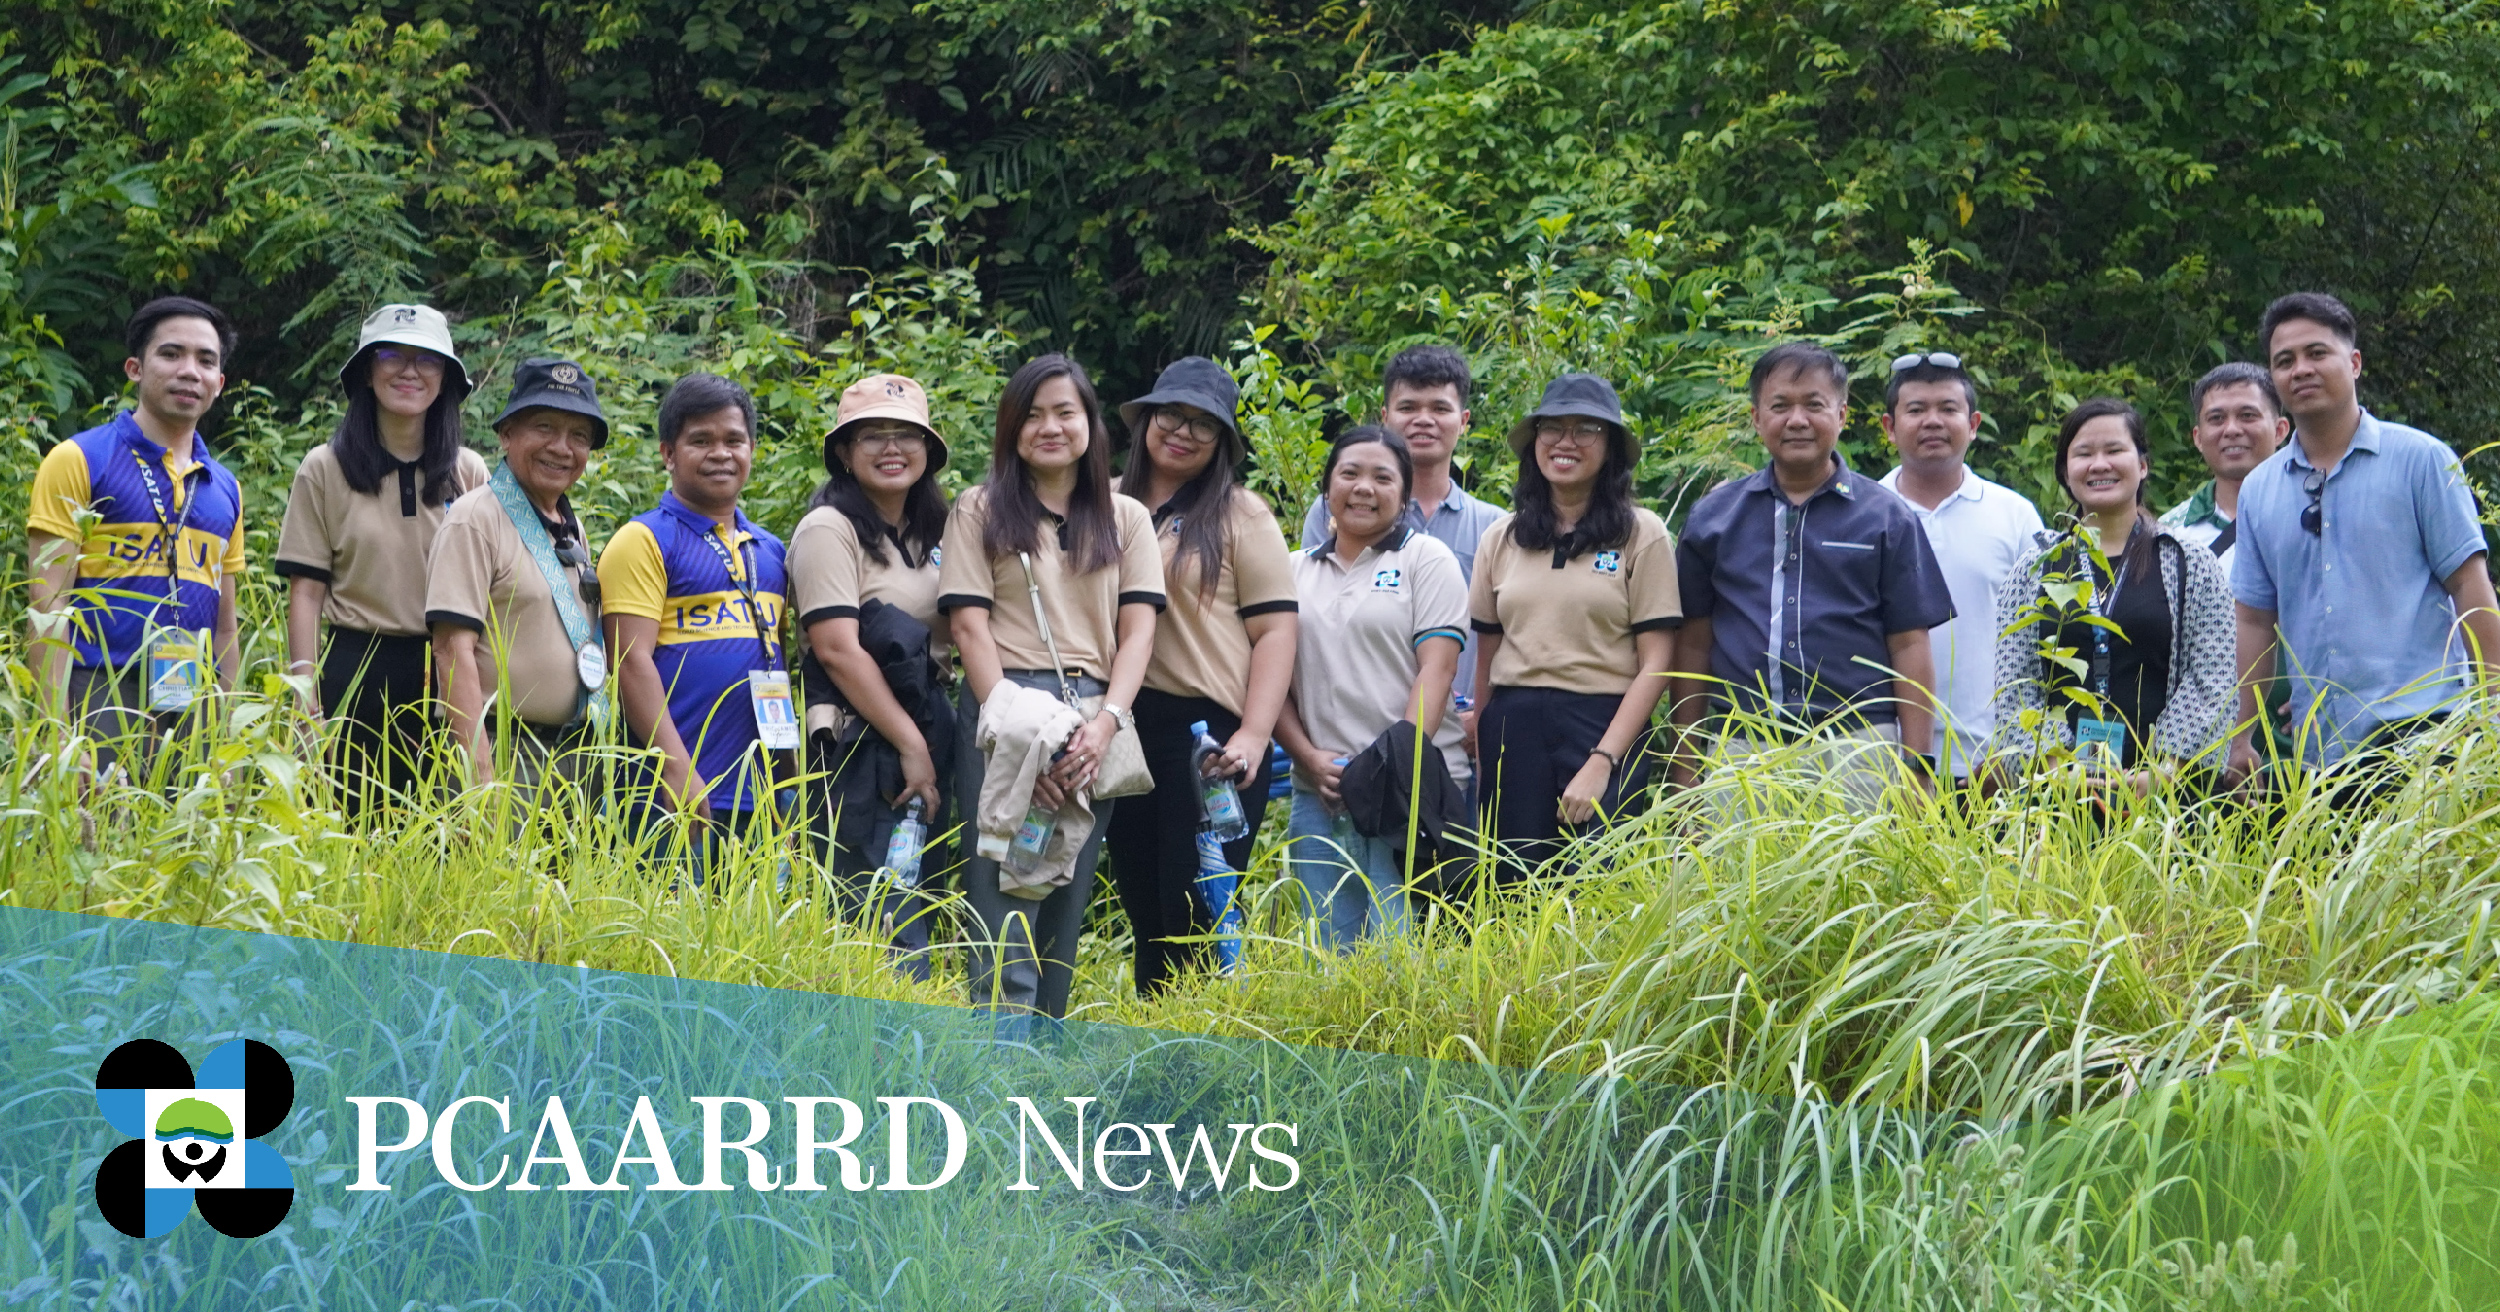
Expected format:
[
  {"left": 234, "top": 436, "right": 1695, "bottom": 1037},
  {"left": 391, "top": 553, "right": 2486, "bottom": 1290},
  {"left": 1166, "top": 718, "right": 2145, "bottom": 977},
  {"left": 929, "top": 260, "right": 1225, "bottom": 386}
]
[
  {"left": 1104, "top": 357, "right": 1299, "bottom": 997},
  {"left": 1468, "top": 375, "right": 1679, "bottom": 884},
  {"left": 937, "top": 354, "right": 1163, "bottom": 1029},
  {"left": 275, "top": 305, "right": 487, "bottom": 814}
]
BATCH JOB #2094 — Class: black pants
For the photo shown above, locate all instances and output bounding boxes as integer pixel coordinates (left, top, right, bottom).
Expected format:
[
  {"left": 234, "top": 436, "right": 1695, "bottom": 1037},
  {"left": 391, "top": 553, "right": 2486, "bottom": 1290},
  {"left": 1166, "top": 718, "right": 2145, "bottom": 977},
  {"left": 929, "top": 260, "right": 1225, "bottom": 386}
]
[
  {"left": 807, "top": 730, "right": 945, "bottom": 982},
  {"left": 66, "top": 664, "right": 193, "bottom": 782},
  {"left": 1103, "top": 688, "right": 1271, "bottom": 996},
  {"left": 1476, "top": 685, "right": 1658, "bottom": 886},
  {"left": 322, "top": 628, "right": 434, "bottom": 816}
]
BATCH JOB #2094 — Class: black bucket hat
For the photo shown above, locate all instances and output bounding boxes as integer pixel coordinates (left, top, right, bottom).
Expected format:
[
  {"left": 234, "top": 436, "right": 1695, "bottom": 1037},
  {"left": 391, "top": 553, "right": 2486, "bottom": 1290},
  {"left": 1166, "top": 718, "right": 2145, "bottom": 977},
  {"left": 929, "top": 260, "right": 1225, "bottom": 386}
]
[
  {"left": 1507, "top": 373, "right": 1628, "bottom": 456},
  {"left": 491, "top": 357, "right": 611, "bottom": 448},
  {"left": 1119, "top": 357, "right": 1243, "bottom": 464}
]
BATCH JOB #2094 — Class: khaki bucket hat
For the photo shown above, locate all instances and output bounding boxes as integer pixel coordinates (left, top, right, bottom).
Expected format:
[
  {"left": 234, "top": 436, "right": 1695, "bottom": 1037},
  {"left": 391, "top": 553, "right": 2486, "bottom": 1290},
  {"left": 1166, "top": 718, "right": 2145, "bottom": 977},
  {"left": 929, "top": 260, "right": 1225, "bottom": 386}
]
[{"left": 824, "top": 374, "right": 947, "bottom": 471}]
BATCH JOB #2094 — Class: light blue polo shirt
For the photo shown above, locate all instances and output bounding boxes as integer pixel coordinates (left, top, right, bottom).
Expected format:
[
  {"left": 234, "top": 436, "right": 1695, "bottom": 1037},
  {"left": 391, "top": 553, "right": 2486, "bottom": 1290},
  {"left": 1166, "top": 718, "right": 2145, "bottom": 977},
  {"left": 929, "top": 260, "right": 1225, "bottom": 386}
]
[{"left": 2234, "top": 410, "right": 2489, "bottom": 764}]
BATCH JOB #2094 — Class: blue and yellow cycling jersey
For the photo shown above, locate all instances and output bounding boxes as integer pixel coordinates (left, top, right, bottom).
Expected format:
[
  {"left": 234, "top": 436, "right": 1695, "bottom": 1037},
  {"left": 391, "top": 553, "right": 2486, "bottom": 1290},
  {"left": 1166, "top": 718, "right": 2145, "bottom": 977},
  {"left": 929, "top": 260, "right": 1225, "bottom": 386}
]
[
  {"left": 27, "top": 411, "right": 247, "bottom": 668},
  {"left": 599, "top": 490, "right": 789, "bottom": 812}
]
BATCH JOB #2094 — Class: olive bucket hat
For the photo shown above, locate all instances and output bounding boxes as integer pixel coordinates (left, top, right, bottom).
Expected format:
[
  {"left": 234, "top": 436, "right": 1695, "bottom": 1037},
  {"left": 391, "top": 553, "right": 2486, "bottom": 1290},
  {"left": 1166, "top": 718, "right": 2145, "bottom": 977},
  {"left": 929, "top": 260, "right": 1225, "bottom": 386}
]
[
  {"left": 338, "top": 303, "right": 468, "bottom": 396},
  {"left": 825, "top": 373, "right": 947, "bottom": 472},
  {"left": 491, "top": 358, "right": 611, "bottom": 448},
  {"left": 1506, "top": 373, "right": 1629, "bottom": 456},
  {"left": 1119, "top": 357, "right": 1244, "bottom": 465}
]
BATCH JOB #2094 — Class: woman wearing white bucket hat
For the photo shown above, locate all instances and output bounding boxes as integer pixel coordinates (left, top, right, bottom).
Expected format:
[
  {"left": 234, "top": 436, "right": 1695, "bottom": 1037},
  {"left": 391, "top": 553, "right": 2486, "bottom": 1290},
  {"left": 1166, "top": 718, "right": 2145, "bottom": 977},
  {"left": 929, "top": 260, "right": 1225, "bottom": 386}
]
[{"left": 275, "top": 304, "right": 488, "bottom": 815}]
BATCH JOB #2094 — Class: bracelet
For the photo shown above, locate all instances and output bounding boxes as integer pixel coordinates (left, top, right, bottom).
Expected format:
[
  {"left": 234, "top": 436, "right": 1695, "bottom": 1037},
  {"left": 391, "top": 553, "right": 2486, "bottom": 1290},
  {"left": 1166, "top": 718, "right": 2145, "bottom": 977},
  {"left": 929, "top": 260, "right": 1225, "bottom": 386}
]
[{"left": 1588, "top": 746, "right": 1621, "bottom": 770}]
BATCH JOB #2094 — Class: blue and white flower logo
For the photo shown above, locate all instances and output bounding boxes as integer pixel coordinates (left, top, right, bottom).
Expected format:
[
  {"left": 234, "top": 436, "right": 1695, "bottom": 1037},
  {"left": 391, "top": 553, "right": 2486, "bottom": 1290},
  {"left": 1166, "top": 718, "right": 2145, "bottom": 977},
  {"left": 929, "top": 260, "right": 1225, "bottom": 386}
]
[{"left": 92, "top": 1038, "right": 296, "bottom": 1238}]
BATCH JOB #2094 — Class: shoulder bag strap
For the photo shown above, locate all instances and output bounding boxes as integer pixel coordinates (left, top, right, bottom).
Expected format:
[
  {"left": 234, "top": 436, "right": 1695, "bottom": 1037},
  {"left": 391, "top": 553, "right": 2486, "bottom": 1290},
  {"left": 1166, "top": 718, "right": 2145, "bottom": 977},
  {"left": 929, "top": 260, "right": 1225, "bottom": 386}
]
[{"left": 1017, "top": 551, "right": 1083, "bottom": 709}]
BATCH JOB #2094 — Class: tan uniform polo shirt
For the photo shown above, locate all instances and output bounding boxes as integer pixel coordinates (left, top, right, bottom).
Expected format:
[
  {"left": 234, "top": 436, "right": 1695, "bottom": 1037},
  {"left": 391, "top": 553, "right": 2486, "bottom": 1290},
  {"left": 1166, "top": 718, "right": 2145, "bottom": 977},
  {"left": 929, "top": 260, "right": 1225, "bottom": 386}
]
[
  {"left": 276, "top": 444, "right": 491, "bottom": 636},
  {"left": 1291, "top": 528, "right": 1472, "bottom": 785},
  {"left": 1142, "top": 487, "right": 1298, "bottom": 712},
  {"left": 936, "top": 485, "right": 1165, "bottom": 682},
  {"left": 424, "top": 483, "right": 595, "bottom": 726},
  {"left": 1468, "top": 507, "right": 1681, "bottom": 696},
  {"left": 787, "top": 506, "right": 945, "bottom": 641}
]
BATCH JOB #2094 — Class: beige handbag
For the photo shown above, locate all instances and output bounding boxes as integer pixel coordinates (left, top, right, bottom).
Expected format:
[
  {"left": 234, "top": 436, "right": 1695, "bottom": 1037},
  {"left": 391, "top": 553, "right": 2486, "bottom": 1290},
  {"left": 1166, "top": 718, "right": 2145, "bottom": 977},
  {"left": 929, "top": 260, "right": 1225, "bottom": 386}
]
[{"left": 1018, "top": 551, "right": 1154, "bottom": 799}]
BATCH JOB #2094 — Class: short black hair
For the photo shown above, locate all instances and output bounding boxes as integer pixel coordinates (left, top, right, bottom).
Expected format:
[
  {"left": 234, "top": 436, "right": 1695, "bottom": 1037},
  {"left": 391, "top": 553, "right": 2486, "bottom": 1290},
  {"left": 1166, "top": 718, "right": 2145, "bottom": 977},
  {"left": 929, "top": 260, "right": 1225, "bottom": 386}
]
[
  {"left": 2257, "top": 292, "right": 2359, "bottom": 358},
  {"left": 1382, "top": 344, "right": 1471, "bottom": 405},
  {"left": 656, "top": 373, "right": 756, "bottom": 446},
  {"left": 1748, "top": 341, "right": 1849, "bottom": 405},
  {"left": 2189, "top": 362, "right": 2282, "bottom": 419},
  {"left": 1883, "top": 360, "right": 1977, "bottom": 414},
  {"left": 124, "top": 296, "right": 235, "bottom": 366}
]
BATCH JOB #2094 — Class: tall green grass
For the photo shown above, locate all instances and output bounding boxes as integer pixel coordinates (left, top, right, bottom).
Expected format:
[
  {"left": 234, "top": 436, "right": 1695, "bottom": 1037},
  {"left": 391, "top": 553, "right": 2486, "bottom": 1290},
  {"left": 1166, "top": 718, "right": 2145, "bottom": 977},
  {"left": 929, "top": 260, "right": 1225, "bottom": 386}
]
[{"left": 4, "top": 659, "right": 2497, "bottom": 1308}]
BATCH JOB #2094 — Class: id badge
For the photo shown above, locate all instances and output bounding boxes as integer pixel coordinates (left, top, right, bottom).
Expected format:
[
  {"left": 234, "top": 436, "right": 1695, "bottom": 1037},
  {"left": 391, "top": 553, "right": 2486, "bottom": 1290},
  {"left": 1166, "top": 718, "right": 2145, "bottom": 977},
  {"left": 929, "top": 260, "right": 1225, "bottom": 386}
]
[
  {"left": 144, "top": 631, "right": 205, "bottom": 712},
  {"left": 2074, "top": 717, "right": 2126, "bottom": 772},
  {"left": 575, "top": 642, "right": 608, "bottom": 692},
  {"left": 748, "top": 671, "right": 800, "bottom": 749}
]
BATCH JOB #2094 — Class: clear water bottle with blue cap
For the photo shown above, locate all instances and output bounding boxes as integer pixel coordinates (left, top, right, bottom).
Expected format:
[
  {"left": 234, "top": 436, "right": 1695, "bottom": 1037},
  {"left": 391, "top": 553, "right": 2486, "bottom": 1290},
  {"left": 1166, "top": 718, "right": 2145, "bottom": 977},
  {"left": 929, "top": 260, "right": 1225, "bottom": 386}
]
[
  {"left": 1190, "top": 720, "right": 1250, "bottom": 842},
  {"left": 883, "top": 798, "right": 928, "bottom": 890}
]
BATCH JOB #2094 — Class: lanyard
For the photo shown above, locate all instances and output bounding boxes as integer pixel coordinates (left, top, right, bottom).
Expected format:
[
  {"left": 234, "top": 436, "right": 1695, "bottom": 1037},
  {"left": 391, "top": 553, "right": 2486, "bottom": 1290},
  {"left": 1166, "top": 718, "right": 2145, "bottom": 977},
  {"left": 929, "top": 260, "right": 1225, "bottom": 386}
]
[
  {"left": 691, "top": 518, "right": 779, "bottom": 668},
  {"left": 2085, "top": 524, "right": 2141, "bottom": 700},
  {"left": 128, "top": 447, "right": 209, "bottom": 624}
]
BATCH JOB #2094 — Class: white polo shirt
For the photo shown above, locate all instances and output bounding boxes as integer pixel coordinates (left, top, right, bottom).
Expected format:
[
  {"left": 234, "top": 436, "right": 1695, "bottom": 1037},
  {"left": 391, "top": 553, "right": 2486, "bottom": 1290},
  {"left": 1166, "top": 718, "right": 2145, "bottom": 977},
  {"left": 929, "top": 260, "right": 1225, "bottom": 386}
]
[
  {"left": 1290, "top": 528, "right": 1473, "bottom": 787},
  {"left": 1879, "top": 466, "right": 2044, "bottom": 775}
]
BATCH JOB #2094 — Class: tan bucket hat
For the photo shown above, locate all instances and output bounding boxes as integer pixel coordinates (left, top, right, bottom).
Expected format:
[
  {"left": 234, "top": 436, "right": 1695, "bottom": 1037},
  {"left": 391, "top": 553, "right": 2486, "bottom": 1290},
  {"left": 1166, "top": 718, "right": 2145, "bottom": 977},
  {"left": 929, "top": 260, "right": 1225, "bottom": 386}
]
[
  {"left": 824, "top": 373, "right": 947, "bottom": 471},
  {"left": 338, "top": 303, "right": 468, "bottom": 395}
]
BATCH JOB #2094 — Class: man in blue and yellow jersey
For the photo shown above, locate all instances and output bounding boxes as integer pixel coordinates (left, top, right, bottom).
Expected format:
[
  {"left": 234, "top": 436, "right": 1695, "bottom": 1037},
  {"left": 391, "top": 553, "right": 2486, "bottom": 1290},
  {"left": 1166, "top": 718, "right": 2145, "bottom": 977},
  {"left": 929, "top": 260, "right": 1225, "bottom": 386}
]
[
  {"left": 599, "top": 374, "right": 794, "bottom": 849},
  {"left": 25, "top": 298, "right": 246, "bottom": 750}
]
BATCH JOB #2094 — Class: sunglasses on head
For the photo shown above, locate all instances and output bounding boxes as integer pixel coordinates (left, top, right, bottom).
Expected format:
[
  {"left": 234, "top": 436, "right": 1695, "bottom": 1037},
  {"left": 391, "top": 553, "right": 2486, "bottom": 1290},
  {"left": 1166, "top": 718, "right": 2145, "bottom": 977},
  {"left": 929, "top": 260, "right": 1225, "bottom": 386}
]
[
  {"left": 2301, "top": 469, "right": 2327, "bottom": 536},
  {"left": 1890, "top": 351, "right": 1963, "bottom": 373}
]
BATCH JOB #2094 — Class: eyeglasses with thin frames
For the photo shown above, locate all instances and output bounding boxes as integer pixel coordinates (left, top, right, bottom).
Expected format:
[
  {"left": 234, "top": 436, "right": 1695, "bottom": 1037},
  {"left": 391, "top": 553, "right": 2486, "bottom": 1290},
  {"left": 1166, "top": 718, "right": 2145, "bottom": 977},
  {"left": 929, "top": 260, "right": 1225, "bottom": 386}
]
[
  {"left": 371, "top": 345, "right": 446, "bottom": 375},
  {"left": 1534, "top": 420, "right": 1610, "bottom": 447},
  {"left": 2300, "top": 468, "right": 2327, "bottom": 536}
]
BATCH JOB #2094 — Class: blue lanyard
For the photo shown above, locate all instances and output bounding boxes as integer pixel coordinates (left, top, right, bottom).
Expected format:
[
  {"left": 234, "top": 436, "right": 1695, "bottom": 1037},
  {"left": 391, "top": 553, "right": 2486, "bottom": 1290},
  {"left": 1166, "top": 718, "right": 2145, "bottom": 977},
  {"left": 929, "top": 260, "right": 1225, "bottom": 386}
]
[
  {"left": 687, "top": 516, "right": 779, "bottom": 668},
  {"left": 128, "top": 447, "right": 207, "bottom": 627},
  {"left": 2086, "top": 525, "right": 2141, "bottom": 701}
]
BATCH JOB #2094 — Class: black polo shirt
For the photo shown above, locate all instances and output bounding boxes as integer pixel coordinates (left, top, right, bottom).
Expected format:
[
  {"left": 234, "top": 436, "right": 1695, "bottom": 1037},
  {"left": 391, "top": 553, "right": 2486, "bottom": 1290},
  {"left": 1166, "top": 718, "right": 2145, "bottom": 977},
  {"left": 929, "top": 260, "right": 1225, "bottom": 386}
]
[{"left": 1676, "top": 454, "right": 1955, "bottom": 726}]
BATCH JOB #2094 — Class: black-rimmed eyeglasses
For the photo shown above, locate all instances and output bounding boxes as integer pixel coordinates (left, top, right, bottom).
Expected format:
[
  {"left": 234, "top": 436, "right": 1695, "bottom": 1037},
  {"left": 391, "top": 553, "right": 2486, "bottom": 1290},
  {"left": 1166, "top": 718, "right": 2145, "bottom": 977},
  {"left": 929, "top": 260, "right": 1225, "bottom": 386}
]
[
  {"left": 2300, "top": 469, "right": 2327, "bottom": 536},
  {"left": 1891, "top": 351, "right": 1962, "bottom": 372}
]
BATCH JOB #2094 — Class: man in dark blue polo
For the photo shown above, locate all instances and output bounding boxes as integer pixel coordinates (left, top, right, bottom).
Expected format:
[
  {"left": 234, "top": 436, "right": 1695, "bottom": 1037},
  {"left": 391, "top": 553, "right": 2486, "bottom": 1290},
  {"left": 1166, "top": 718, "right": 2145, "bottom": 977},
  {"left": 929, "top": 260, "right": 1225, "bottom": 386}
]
[
  {"left": 1670, "top": 341, "right": 1955, "bottom": 805},
  {"left": 2226, "top": 292, "right": 2500, "bottom": 785}
]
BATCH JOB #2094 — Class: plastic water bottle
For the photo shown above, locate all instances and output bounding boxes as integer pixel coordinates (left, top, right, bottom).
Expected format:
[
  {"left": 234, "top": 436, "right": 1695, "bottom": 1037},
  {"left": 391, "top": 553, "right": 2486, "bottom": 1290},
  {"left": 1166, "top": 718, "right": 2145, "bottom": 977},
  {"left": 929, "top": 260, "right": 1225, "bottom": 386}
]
[
  {"left": 883, "top": 798, "right": 928, "bottom": 890},
  {"left": 1190, "top": 720, "right": 1250, "bottom": 842},
  {"left": 1004, "top": 799, "right": 1053, "bottom": 877}
]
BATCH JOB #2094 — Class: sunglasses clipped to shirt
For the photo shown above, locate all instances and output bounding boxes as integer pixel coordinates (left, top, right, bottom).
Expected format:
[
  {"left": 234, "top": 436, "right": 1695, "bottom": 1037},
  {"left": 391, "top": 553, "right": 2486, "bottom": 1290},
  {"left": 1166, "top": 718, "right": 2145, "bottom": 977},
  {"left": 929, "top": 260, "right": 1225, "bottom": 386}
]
[
  {"left": 2301, "top": 468, "right": 2327, "bottom": 536},
  {"left": 551, "top": 533, "right": 603, "bottom": 608}
]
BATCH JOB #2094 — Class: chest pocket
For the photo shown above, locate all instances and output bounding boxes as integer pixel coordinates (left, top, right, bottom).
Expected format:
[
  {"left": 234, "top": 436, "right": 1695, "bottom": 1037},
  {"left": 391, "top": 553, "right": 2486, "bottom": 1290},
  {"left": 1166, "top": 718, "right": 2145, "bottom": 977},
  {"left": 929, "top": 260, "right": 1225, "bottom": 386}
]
[{"left": 1811, "top": 538, "right": 1884, "bottom": 614}]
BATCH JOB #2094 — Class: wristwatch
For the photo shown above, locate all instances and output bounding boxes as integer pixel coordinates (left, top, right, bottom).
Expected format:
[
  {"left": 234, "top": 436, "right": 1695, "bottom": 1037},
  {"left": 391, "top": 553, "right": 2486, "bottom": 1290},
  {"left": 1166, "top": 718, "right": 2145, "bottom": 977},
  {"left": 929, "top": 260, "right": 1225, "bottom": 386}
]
[{"left": 1102, "top": 703, "right": 1134, "bottom": 732}]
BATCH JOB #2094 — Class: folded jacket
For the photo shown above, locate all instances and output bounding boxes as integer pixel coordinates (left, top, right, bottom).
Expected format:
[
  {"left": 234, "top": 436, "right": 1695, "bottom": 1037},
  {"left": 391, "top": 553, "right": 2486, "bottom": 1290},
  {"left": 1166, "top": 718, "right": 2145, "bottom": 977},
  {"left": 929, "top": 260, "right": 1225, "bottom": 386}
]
[{"left": 974, "top": 680, "right": 1091, "bottom": 899}]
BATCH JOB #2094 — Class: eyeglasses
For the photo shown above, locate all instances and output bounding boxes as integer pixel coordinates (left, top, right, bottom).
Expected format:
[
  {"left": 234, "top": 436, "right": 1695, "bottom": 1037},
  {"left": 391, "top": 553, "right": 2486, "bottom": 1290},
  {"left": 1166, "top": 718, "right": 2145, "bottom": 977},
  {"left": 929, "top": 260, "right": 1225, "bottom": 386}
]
[
  {"left": 850, "top": 426, "right": 928, "bottom": 453},
  {"left": 1150, "top": 408, "right": 1225, "bottom": 445},
  {"left": 1534, "top": 419, "right": 1610, "bottom": 447},
  {"left": 1890, "top": 351, "right": 1963, "bottom": 373},
  {"left": 372, "top": 345, "right": 446, "bottom": 375},
  {"left": 2301, "top": 468, "right": 2327, "bottom": 536}
]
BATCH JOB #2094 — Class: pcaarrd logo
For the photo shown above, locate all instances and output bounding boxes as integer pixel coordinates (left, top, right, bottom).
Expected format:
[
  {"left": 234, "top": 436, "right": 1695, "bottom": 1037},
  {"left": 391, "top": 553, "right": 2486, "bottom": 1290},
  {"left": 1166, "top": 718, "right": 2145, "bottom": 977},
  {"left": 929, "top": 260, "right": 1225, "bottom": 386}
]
[{"left": 91, "top": 1038, "right": 296, "bottom": 1239}]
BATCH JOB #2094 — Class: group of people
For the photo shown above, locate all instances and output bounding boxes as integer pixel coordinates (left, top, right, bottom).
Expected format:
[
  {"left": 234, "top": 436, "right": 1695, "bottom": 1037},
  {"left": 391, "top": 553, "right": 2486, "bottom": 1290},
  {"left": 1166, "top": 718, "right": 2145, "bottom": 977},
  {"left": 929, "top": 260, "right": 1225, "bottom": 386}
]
[{"left": 24, "top": 290, "right": 2498, "bottom": 1028}]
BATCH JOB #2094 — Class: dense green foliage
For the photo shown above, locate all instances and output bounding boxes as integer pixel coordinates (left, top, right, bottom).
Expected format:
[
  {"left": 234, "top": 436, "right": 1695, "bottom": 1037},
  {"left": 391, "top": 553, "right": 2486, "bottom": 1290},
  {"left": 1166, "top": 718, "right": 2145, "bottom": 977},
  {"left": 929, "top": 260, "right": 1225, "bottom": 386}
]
[{"left": 1258, "top": 0, "right": 2500, "bottom": 511}]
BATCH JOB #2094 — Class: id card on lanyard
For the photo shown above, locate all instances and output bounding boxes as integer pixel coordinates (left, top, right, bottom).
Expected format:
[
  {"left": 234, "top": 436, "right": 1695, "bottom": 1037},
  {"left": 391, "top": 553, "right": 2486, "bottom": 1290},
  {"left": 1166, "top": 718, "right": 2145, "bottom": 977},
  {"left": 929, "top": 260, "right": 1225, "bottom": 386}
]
[
  {"left": 695, "top": 522, "right": 798, "bottom": 750},
  {"left": 131, "top": 448, "right": 213, "bottom": 712},
  {"left": 2074, "top": 537, "right": 2135, "bottom": 772}
]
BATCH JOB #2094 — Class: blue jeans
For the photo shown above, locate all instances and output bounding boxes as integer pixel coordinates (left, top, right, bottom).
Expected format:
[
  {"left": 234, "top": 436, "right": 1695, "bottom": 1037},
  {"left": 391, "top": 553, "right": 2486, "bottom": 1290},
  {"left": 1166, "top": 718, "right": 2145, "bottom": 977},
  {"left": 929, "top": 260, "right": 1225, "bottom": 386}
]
[{"left": 1285, "top": 787, "right": 1409, "bottom": 951}]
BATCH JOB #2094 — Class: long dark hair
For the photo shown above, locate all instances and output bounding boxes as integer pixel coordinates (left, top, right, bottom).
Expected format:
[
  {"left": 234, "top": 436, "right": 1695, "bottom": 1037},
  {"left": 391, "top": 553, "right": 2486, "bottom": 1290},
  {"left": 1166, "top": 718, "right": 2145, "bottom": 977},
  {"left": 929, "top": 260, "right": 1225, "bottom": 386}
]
[
  {"left": 332, "top": 348, "right": 468, "bottom": 504},
  {"left": 810, "top": 428, "right": 949, "bottom": 568},
  {"left": 981, "top": 354, "right": 1122, "bottom": 573},
  {"left": 1511, "top": 422, "right": 1636, "bottom": 556},
  {"left": 2053, "top": 397, "right": 2159, "bottom": 587},
  {"left": 1117, "top": 404, "right": 1239, "bottom": 599}
]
